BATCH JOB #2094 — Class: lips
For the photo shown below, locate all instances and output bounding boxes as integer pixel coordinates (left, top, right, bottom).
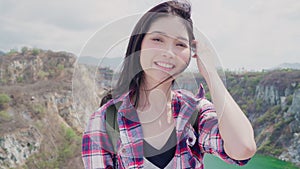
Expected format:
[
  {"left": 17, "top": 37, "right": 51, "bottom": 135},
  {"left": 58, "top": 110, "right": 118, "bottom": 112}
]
[{"left": 154, "top": 61, "right": 175, "bottom": 71}]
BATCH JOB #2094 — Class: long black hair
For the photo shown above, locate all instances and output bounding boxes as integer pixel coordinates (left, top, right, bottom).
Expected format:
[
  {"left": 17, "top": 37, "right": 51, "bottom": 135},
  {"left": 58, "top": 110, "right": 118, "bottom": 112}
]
[{"left": 100, "top": 1, "right": 195, "bottom": 107}]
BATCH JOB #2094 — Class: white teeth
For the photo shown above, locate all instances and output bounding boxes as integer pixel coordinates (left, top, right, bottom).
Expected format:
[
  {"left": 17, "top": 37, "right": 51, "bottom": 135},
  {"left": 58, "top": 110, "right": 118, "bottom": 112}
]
[{"left": 156, "top": 62, "right": 174, "bottom": 69}]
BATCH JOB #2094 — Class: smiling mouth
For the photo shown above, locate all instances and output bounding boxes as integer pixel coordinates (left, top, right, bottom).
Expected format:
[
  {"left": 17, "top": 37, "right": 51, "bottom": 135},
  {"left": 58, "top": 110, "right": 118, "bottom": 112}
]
[{"left": 154, "top": 61, "right": 175, "bottom": 70}]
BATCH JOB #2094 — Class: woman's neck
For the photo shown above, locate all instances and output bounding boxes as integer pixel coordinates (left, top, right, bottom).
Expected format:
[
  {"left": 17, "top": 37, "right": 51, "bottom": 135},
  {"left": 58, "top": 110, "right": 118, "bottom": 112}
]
[
  {"left": 137, "top": 78, "right": 172, "bottom": 112},
  {"left": 137, "top": 79, "right": 175, "bottom": 138}
]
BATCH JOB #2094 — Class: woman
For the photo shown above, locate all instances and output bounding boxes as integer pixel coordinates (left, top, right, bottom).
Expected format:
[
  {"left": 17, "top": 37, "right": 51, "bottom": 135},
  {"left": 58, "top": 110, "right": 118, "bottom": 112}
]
[{"left": 82, "top": 1, "right": 256, "bottom": 168}]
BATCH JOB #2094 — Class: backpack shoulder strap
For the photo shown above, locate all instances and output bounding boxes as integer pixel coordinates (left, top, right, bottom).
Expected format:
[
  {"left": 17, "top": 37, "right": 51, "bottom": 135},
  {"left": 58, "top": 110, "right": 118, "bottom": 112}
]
[
  {"left": 189, "top": 106, "right": 199, "bottom": 132},
  {"left": 105, "top": 101, "right": 122, "bottom": 153}
]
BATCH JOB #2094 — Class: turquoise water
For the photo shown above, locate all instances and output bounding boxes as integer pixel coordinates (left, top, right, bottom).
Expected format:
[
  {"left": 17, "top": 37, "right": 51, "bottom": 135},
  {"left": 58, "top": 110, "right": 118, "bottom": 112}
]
[{"left": 203, "top": 154, "right": 300, "bottom": 169}]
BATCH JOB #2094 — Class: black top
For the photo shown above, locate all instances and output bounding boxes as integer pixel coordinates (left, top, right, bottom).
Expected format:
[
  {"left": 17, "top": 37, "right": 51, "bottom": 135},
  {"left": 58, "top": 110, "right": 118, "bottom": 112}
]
[{"left": 143, "top": 129, "right": 177, "bottom": 168}]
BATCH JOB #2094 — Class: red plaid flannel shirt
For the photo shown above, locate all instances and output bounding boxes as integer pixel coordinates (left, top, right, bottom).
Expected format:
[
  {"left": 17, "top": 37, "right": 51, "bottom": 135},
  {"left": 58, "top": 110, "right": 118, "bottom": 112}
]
[{"left": 82, "top": 85, "right": 249, "bottom": 168}]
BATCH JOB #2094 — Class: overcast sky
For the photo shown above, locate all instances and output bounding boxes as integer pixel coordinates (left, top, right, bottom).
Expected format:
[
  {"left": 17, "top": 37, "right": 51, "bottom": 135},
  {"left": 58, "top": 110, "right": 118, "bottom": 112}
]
[{"left": 0, "top": 0, "right": 299, "bottom": 70}]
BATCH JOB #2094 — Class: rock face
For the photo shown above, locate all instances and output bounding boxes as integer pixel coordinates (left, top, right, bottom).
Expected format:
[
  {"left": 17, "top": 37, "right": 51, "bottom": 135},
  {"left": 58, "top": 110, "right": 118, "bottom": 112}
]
[
  {"left": 288, "top": 89, "right": 300, "bottom": 114},
  {"left": 258, "top": 83, "right": 300, "bottom": 166},
  {"left": 0, "top": 50, "right": 98, "bottom": 169},
  {"left": 0, "top": 126, "right": 41, "bottom": 168},
  {"left": 255, "top": 71, "right": 298, "bottom": 106},
  {"left": 223, "top": 70, "right": 300, "bottom": 167},
  {"left": 0, "top": 50, "right": 75, "bottom": 85},
  {"left": 255, "top": 85, "right": 281, "bottom": 105},
  {"left": 279, "top": 89, "right": 300, "bottom": 164}
]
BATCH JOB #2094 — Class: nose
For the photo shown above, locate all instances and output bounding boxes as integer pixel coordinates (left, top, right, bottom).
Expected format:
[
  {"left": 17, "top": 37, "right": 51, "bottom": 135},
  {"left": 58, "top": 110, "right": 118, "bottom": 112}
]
[{"left": 162, "top": 44, "right": 175, "bottom": 58}]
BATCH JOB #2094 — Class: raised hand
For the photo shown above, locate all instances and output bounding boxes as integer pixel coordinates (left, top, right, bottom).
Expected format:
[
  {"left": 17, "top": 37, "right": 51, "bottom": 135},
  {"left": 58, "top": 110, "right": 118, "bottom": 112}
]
[{"left": 191, "top": 40, "right": 218, "bottom": 84}]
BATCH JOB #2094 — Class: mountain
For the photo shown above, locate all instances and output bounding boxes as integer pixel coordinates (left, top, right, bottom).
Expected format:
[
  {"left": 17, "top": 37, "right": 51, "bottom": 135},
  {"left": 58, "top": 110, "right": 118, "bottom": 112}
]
[
  {"left": 78, "top": 56, "right": 300, "bottom": 73},
  {"left": 0, "top": 49, "right": 299, "bottom": 168},
  {"left": 223, "top": 70, "right": 300, "bottom": 165},
  {"left": 273, "top": 63, "right": 300, "bottom": 70},
  {"left": 78, "top": 56, "right": 123, "bottom": 68},
  {"left": 178, "top": 70, "right": 300, "bottom": 167},
  {"left": 0, "top": 50, "right": 5, "bottom": 56},
  {"left": 0, "top": 50, "right": 86, "bottom": 169}
]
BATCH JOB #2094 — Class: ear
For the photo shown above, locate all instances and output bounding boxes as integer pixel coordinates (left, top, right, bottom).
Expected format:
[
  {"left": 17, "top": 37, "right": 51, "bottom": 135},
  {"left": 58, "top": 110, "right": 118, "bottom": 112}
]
[{"left": 191, "top": 40, "right": 198, "bottom": 58}]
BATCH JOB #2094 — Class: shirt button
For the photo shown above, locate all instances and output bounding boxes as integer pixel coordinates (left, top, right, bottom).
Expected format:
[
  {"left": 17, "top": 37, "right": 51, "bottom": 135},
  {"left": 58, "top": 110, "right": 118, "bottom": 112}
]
[{"left": 121, "top": 148, "right": 126, "bottom": 153}]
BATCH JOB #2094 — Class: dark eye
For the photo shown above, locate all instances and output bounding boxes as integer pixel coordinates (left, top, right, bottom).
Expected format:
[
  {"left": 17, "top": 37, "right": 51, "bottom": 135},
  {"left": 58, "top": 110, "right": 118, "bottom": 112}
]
[
  {"left": 176, "top": 43, "right": 187, "bottom": 48},
  {"left": 152, "top": 38, "right": 163, "bottom": 42}
]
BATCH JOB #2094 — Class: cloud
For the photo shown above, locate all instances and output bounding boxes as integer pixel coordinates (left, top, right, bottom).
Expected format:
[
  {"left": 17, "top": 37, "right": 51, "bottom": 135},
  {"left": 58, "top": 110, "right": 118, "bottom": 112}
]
[
  {"left": 0, "top": 0, "right": 299, "bottom": 70},
  {"left": 191, "top": 0, "right": 300, "bottom": 70},
  {"left": 0, "top": 0, "right": 160, "bottom": 54}
]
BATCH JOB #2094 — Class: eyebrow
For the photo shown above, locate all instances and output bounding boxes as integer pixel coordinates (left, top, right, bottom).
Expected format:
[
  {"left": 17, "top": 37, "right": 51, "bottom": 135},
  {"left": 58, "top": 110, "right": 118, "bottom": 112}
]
[{"left": 149, "top": 31, "right": 189, "bottom": 42}]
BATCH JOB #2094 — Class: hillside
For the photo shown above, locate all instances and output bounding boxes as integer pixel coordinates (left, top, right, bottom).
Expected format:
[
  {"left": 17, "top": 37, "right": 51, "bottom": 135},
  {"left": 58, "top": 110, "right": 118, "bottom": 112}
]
[
  {"left": 274, "top": 63, "right": 300, "bottom": 70},
  {"left": 0, "top": 51, "right": 5, "bottom": 56},
  {"left": 0, "top": 50, "right": 87, "bottom": 169},
  {"left": 225, "top": 70, "right": 300, "bottom": 166},
  {"left": 191, "top": 69, "right": 300, "bottom": 166},
  {"left": 0, "top": 49, "right": 299, "bottom": 168},
  {"left": 172, "top": 69, "right": 300, "bottom": 167}
]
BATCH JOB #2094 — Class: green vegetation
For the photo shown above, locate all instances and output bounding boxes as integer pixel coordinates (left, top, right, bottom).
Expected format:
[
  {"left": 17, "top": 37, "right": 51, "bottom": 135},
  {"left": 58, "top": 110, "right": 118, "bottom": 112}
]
[
  {"left": 32, "top": 104, "right": 46, "bottom": 118},
  {"left": 25, "top": 152, "right": 59, "bottom": 169},
  {"left": 0, "top": 94, "right": 11, "bottom": 121},
  {"left": 204, "top": 154, "right": 299, "bottom": 169},
  {"left": 7, "top": 48, "right": 18, "bottom": 55},
  {"left": 32, "top": 104, "right": 45, "bottom": 114},
  {"left": 0, "top": 93, "right": 10, "bottom": 109},
  {"left": 16, "top": 76, "right": 24, "bottom": 83},
  {"left": 58, "top": 125, "right": 81, "bottom": 162},
  {"left": 32, "top": 48, "right": 40, "bottom": 56},
  {"left": 0, "top": 78, "right": 7, "bottom": 84},
  {"left": 255, "top": 105, "right": 281, "bottom": 125},
  {"left": 286, "top": 95, "right": 293, "bottom": 105},
  {"left": 21, "top": 46, "right": 29, "bottom": 54},
  {"left": 37, "top": 70, "right": 49, "bottom": 79},
  {"left": 0, "top": 110, "right": 11, "bottom": 121},
  {"left": 57, "top": 64, "right": 64, "bottom": 71},
  {"left": 24, "top": 125, "right": 81, "bottom": 169},
  {"left": 48, "top": 69, "right": 55, "bottom": 77},
  {"left": 255, "top": 98, "right": 264, "bottom": 112},
  {"left": 261, "top": 69, "right": 300, "bottom": 91},
  {"left": 259, "top": 140, "right": 284, "bottom": 156},
  {"left": 207, "top": 70, "right": 300, "bottom": 165},
  {"left": 226, "top": 73, "right": 259, "bottom": 114}
]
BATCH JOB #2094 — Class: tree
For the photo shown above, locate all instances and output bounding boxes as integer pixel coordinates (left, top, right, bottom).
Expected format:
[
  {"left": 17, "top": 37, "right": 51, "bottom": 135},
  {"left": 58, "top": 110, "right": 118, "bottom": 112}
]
[
  {"left": 7, "top": 48, "right": 18, "bottom": 55},
  {"left": 32, "top": 48, "right": 40, "bottom": 56},
  {"left": 21, "top": 46, "right": 28, "bottom": 54}
]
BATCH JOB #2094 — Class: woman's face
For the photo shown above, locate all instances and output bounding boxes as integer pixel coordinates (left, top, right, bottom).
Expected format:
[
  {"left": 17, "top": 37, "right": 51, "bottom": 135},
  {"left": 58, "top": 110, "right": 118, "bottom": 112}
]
[{"left": 140, "top": 16, "right": 191, "bottom": 85}]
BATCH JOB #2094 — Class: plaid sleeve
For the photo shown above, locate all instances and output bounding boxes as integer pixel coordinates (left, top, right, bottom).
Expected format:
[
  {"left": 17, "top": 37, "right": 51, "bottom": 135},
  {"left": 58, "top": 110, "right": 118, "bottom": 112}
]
[
  {"left": 82, "top": 107, "right": 115, "bottom": 169},
  {"left": 197, "top": 99, "right": 250, "bottom": 166}
]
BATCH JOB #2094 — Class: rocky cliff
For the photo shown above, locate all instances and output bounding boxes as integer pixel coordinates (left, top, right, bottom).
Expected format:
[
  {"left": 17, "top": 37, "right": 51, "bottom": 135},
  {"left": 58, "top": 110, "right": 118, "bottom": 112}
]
[
  {"left": 0, "top": 49, "right": 95, "bottom": 169},
  {"left": 224, "top": 70, "right": 300, "bottom": 166}
]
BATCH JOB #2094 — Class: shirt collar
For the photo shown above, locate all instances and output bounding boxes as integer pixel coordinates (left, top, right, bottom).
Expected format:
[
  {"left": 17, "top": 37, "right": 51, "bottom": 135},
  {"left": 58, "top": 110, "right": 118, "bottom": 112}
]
[
  {"left": 113, "top": 86, "right": 204, "bottom": 160},
  {"left": 116, "top": 89, "right": 200, "bottom": 130}
]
